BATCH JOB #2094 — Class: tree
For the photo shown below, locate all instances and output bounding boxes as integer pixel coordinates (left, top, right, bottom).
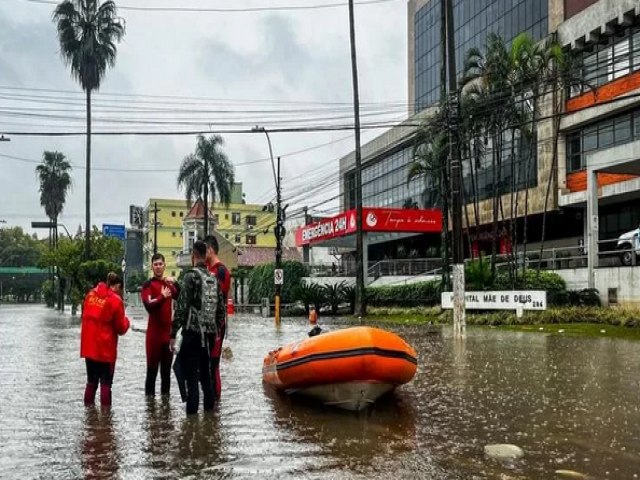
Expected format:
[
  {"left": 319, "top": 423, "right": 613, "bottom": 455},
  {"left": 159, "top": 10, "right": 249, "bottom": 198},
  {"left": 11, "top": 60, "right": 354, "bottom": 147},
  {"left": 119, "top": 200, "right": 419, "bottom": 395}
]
[
  {"left": 408, "top": 119, "right": 451, "bottom": 289},
  {"left": 39, "top": 228, "right": 123, "bottom": 313},
  {"left": 36, "top": 151, "right": 72, "bottom": 236},
  {"left": 0, "top": 227, "right": 43, "bottom": 267},
  {"left": 177, "top": 134, "right": 235, "bottom": 237},
  {"left": 53, "top": 0, "right": 125, "bottom": 259}
]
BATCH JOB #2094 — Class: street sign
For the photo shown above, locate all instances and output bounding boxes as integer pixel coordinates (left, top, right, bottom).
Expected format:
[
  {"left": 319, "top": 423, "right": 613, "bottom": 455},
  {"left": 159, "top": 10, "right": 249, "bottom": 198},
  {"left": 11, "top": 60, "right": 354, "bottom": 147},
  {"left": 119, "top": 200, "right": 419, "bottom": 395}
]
[
  {"left": 129, "top": 205, "right": 144, "bottom": 228},
  {"left": 274, "top": 268, "right": 284, "bottom": 285},
  {"left": 102, "top": 224, "right": 126, "bottom": 240}
]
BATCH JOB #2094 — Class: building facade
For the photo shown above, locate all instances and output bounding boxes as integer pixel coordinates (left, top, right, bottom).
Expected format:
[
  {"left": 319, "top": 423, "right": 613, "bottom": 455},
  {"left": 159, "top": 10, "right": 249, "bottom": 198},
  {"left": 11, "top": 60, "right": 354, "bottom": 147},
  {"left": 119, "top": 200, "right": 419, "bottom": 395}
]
[
  {"left": 142, "top": 183, "right": 277, "bottom": 276},
  {"left": 338, "top": 0, "right": 640, "bottom": 267}
]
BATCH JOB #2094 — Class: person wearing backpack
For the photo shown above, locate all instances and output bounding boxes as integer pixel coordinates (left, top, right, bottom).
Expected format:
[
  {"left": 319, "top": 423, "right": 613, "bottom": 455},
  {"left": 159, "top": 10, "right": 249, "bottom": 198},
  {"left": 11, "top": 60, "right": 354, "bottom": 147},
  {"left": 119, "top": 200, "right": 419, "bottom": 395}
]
[
  {"left": 203, "top": 235, "right": 231, "bottom": 401},
  {"left": 170, "top": 240, "right": 219, "bottom": 415}
]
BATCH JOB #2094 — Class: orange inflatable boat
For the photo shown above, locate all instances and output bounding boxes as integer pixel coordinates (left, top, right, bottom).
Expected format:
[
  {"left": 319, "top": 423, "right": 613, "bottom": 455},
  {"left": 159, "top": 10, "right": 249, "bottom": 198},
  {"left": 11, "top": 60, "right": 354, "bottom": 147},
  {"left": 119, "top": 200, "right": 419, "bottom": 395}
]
[{"left": 263, "top": 326, "right": 417, "bottom": 411}]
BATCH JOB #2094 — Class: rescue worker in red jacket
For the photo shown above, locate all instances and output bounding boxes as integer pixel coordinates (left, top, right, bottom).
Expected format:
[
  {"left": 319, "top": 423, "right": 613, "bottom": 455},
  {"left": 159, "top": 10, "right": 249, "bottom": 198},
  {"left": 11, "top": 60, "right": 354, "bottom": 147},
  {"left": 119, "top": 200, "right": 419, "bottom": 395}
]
[
  {"left": 204, "top": 235, "right": 231, "bottom": 401},
  {"left": 81, "top": 272, "right": 130, "bottom": 407},
  {"left": 141, "top": 253, "right": 180, "bottom": 396}
]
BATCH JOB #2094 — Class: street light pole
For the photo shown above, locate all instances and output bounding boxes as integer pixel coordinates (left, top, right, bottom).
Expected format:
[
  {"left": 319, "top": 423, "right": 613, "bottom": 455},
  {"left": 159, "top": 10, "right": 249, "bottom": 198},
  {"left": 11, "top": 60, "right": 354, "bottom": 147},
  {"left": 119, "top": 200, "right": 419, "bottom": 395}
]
[{"left": 252, "top": 126, "right": 282, "bottom": 325}]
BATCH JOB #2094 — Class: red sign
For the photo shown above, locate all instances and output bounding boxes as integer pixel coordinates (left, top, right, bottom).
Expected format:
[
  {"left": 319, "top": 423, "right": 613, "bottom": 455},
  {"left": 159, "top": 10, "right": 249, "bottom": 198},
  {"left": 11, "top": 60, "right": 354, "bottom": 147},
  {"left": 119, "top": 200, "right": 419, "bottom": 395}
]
[{"left": 295, "top": 208, "right": 441, "bottom": 247}]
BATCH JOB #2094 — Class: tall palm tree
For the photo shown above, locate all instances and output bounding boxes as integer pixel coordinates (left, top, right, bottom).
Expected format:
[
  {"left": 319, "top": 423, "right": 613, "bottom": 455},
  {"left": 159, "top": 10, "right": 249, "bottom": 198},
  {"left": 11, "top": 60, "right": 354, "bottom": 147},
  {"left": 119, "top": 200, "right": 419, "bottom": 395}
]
[
  {"left": 36, "top": 151, "right": 73, "bottom": 242},
  {"left": 408, "top": 124, "right": 450, "bottom": 289},
  {"left": 53, "top": 0, "right": 125, "bottom": 260},
  {"left": 177, "top": 134, "right": 235, "bottom": 237},
  {"left": 463, "top": 33, "right": 514, "bottom": 277},
  {"left": 36, "top": 150, "right": 72, "bottom": 309}
]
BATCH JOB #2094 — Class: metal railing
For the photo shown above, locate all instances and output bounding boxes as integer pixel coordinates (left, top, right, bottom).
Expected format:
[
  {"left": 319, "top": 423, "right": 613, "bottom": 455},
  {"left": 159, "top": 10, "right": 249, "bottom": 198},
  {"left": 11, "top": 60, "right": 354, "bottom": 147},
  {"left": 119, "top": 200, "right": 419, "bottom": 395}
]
[{"left": 303, "top": 234, "right": 640, "bottom": 279}]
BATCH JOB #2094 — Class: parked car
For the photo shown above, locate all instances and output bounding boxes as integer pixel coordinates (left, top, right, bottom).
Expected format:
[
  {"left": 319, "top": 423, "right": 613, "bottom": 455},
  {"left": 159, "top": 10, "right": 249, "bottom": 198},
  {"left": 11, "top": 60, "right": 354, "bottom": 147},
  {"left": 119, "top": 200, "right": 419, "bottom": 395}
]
[{"left": 616, "top": 227, "right": 640, "bottom": 266}]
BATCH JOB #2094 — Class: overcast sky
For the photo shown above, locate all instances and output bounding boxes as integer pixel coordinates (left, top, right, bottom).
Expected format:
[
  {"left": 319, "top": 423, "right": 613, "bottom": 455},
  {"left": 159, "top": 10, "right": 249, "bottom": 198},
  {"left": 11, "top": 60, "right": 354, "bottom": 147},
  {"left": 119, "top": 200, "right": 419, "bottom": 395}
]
[{"left": 0, "top": 0, "right": 407, "bottom": 236}]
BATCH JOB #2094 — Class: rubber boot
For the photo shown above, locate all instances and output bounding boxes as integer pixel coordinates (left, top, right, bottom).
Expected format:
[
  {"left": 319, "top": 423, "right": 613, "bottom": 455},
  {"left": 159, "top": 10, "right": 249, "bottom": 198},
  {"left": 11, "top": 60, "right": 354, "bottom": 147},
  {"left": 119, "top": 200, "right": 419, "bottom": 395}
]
[
  {"left": 84, "top": 383, "right": 98, "bottom": 406},
  {"left": 100, "top": 384, "right": 112, "bottom": 407}
]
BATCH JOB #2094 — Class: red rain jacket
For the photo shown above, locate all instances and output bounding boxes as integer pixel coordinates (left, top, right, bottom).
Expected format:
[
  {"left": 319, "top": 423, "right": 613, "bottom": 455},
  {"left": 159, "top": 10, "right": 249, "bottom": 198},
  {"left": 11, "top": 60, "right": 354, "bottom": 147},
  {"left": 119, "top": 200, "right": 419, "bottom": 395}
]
[
  {"left": 80, "top": 282, "right": 130, "bottom": 363},
  {"left": 208, "top": 261, "right": 230, "bottom": 299}
]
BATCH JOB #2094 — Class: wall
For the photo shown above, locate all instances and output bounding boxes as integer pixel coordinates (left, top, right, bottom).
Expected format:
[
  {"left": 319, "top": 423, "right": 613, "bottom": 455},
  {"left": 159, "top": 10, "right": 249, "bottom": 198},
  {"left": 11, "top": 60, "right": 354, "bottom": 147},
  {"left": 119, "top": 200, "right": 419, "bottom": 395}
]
[{"left": 556, "top": 267, "right": 640, "bottom": 308}]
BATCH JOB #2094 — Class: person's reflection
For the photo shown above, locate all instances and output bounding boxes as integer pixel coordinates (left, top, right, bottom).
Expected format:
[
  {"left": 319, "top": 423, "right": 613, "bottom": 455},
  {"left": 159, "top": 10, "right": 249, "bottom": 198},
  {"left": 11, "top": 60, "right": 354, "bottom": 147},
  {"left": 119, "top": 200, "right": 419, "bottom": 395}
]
[
  {"left": 174, "top": 411, "right": 225, "bottom": 477},
  {"left": 81, "top": 407, "right": 119, "bottom": 480},
  {"left": 144, "top": 396, "right": 173, "bottom": 470}
]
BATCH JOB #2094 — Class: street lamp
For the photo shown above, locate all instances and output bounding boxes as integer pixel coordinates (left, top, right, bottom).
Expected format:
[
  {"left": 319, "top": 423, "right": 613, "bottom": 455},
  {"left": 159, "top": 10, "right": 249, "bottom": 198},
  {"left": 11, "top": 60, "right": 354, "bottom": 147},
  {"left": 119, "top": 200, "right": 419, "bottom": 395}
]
[
  {"left": 252, "top": 125, "right": 282, "bottom": 325},
  {"left": 0, "top": 135, "right": 10, "bottom": 142}
]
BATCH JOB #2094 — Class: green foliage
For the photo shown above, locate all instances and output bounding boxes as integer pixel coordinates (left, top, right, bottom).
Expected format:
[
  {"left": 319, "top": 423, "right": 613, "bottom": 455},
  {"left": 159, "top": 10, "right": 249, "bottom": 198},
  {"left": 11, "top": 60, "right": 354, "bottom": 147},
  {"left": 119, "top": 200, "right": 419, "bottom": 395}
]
[
  {"left": 42, "top": 279, "right": 55, "bottom": 307},
  {"left": 323, "top": 282, "right": 344, "bottom": 315},
  {"left": 0, "top": 227, "right": 44, "bottom": 267},
  {"left": 551, "top": 288, "right": 601, "bottom": 307},
  {"left": 494, "top": 269, "right": 565, "bottom": 290},
  {"left": 294, "top": 282, "right": 325, "bottom": 314},
  {"left": 248, "top": 261, "right": 307, "bottom": 304},
  {"left": 366, "top": 281, "right": 441, "bottom": 308},
  {"left": 39, "top": 230, "right": 124, "bottom": 309},
  {"left": 465, "top": 258, "right": 493, "bottom": 290},
  {"left": 125, "top": 271, "right": 147, "bottom": 292},
  {"left": 341, "top": 284, "right": 356, "bottom": 314}
]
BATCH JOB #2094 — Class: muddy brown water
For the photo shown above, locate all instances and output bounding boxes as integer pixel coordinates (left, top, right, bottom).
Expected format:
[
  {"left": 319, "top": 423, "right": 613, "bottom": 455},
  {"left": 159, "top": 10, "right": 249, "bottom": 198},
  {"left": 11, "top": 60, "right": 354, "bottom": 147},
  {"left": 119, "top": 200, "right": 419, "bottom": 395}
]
[{"left": 0, "top": 304, "right": 639, "bottom": 479}]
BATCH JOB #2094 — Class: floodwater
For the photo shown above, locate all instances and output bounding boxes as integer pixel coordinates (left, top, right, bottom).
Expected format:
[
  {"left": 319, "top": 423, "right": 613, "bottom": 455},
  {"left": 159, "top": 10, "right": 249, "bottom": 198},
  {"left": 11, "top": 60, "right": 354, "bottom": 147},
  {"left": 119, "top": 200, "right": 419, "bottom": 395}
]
[{"left": 1, "top": 305, "right": 639, "bottom": 479}]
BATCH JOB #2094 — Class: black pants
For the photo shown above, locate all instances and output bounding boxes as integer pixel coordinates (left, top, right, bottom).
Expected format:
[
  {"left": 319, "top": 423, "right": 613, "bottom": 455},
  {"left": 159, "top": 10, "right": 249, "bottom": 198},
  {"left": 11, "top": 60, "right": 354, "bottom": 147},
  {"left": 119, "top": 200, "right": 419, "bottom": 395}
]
[
  {"left": 145, "top": 342, "right": 172, "bottom": 396},
  {"left": 86, "top": 359, "right": 114, "bottom": 386},
  {"left": 179, "top": 331, "right": 215, "bottom": 415}
]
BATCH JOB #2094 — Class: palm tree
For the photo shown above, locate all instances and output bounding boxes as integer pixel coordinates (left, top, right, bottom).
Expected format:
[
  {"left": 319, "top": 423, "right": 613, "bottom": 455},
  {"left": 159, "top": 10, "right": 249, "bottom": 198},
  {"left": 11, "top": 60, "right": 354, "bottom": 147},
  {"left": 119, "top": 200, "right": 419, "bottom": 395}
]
[
  {"left": 408, "top": 122, "right": 451, "bottom": 289},
  {"left": 36, "top": 151, "right": 73, "bottom": 242},
  {"left": 53, "top": 0, "right": 125, "bottom": 260},
  {"left": 36, "top": 150, "right": 72, "bottom": 309},
  {"left": 177, "top": 134, "right": 235, "bottom": 237}
]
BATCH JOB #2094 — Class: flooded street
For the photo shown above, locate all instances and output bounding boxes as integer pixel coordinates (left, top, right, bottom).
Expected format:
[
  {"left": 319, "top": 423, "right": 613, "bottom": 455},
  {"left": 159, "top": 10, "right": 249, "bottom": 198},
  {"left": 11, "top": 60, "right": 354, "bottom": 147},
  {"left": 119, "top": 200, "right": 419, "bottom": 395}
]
[{"left": 1, "top": 304, "right": 640, "bottom": 479}]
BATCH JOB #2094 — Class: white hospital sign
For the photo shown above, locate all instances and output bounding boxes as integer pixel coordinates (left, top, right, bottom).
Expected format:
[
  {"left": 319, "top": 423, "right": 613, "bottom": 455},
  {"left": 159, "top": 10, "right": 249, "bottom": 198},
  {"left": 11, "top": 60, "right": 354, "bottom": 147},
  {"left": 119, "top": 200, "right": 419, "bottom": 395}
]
[{"left": 441, "top": 291, "right": 547, "bottom": 311}]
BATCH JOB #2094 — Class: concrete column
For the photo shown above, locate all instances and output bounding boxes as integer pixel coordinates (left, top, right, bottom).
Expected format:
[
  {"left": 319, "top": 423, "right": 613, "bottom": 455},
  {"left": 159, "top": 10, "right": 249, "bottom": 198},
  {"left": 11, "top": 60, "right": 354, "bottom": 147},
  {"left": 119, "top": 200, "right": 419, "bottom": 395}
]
[{"left": 586, "top": 167, "right": 598, "bottom": 289}]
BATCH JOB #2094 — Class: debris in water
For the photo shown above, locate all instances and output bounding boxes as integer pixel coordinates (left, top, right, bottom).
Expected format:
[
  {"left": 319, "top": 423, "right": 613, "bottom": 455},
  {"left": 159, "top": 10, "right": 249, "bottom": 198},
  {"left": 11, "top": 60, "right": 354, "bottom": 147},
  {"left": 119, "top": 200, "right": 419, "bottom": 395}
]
[
  {"left": 484, "top": 444, "right": 524, "bottom": 461},
  {"left": 554, "top": 469, "right": 589, "bottom": 479}
]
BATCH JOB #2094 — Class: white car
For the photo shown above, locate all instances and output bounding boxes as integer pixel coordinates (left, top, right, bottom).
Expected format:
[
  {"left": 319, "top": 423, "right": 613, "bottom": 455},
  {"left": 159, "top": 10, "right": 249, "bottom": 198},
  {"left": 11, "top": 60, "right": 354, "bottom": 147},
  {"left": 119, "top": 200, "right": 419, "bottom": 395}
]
[{"left": 616, "top": 228, "right": 640, "bottom": 266}]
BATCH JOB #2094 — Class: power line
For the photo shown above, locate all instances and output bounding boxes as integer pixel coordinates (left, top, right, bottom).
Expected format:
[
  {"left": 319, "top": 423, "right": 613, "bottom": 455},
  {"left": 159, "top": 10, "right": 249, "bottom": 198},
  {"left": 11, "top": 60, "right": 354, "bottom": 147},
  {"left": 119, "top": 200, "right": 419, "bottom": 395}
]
[{"left": 23, "top": 0, "right": 398, "bottom": 13}]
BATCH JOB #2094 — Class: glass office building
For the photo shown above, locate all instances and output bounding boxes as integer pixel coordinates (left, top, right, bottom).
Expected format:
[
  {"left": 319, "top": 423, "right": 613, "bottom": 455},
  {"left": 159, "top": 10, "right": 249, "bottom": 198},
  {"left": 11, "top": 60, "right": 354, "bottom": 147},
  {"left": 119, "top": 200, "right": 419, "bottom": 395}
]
[{"left": 414, "top": 0, "right": 549, "bottom": 112}]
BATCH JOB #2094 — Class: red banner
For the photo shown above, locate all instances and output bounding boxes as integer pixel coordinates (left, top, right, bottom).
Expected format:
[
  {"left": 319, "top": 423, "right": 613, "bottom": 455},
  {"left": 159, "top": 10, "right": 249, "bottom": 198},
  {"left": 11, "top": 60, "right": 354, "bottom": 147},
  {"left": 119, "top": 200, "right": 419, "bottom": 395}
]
[{"left": 295, "top": 208, "right": 441, "bottom": 246}]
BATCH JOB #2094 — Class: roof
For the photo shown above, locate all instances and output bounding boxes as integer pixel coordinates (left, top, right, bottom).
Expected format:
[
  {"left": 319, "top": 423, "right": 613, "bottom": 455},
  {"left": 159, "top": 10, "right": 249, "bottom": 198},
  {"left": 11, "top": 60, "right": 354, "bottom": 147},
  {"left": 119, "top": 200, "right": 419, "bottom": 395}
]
[
  {"left": 184, "top": 199, "right": 216, "bottom": 221},
  {"left": 236, "top": 246, "right": 302, "bottom": 267},
  {"left": 0, "top": 267, "right": 48, "bottom": 275}
]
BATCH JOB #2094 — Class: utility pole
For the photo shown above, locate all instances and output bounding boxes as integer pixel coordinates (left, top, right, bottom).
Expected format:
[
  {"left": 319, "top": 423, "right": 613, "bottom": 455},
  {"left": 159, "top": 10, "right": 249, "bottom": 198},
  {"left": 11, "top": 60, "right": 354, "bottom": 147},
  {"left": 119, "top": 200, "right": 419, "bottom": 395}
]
[
  {"left": 348, "top": 0, "right": 366, "bottom": 316},
  {"left": 445, "top": 0, "right": 465, "bottom": 337},
  {"left": 152, "top": 202, "right": 159, "bottom": 254},
  {"left": 274, "top": 156, "right": 283, "bottom": 325},
  {"left": 302, "top": 206, "right": 310, "bottom": 264}
]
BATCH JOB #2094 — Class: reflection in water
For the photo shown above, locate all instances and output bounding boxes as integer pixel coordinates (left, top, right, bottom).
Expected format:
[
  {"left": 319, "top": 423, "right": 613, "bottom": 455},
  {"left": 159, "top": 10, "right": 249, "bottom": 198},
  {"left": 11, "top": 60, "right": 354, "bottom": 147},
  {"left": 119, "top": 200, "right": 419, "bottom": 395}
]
[
  {"left": 2, "top": 306, "right": 640, "bottom": 479},
  {"left": 81, "top": 408, "right": 119, "bottom": 480}
]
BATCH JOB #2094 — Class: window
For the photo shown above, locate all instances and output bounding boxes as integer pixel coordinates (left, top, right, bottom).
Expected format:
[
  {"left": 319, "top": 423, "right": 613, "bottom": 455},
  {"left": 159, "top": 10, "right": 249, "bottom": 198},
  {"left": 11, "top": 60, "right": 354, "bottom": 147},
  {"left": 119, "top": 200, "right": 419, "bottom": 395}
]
[
  {"left": 246, "top": 215, "right": 257, "bottom": 226},
  {"left": 179, "top": 211, "right": 184, "bottom": 218},
  {"left": 172, "top": 231, "right": 177, "bottom": 237},
  {"left": 232, "top": 212, "right": 241, "bottom": 225},
  {"left": 172, "top": 271, "right": 176, "bottom": 277},
  {"left": 566, "top": 107, "right": 640, "bottom": 172},
  {"left": 225, "top": 214, "right": 229, "bottom": 220},
  {"left": 214, "top": 214, "right": 219, "bottom": 224},
  {"left": 246, "top": 235, "right": 256, "bottom": 245},
  {"left": 171, "top": 211, "right": 176, "bottom": 217},
  {"left": 235, "top": 234, "right": 241, "bottom": 243},
  {"left": 225, "top": 233, "right": 229, "bottom": 239}
]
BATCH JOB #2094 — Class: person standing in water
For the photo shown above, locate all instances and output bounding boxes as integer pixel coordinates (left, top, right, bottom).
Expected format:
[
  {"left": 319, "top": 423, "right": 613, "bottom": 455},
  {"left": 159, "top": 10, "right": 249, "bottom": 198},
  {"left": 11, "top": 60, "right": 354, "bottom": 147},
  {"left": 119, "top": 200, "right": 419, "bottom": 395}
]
[
  {"left": 80, "top": 272, "right": 130, "bottom": 407},
  {"left": 203, "top": 235, "right": 231, "bottom": 402},
  {"left": 170, "top": 241, "right": 220, "bottom": 415},
  {"left": 141, "top": 253, "right": 180, "bottom": 396}
]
